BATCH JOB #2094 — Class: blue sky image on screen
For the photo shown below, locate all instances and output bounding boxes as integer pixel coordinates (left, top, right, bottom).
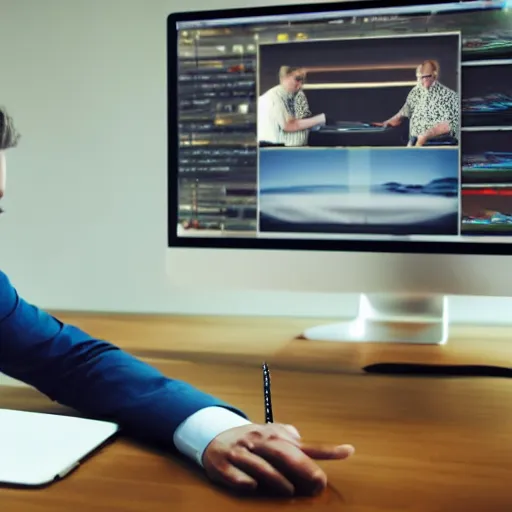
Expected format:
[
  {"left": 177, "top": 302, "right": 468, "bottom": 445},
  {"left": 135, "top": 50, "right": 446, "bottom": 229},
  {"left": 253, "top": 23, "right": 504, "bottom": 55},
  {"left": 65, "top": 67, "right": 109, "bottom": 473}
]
[
  {"left": 258, "top": 148, "right": 459, "bottom": 234},
  {"left": 260, "top": 149, "right": 349, "bottom": 191}
]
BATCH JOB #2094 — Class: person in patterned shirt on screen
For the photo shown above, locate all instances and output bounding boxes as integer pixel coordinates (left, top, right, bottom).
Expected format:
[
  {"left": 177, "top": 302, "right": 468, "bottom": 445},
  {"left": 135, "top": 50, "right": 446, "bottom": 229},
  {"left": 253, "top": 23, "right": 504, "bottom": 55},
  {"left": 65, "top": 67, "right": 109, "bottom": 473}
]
[
  {"left": 375, "top": 60, "right": 460, "bottom": 147},
  {"left": 257, "top": 66, "right": 326, "bottom": 147}
]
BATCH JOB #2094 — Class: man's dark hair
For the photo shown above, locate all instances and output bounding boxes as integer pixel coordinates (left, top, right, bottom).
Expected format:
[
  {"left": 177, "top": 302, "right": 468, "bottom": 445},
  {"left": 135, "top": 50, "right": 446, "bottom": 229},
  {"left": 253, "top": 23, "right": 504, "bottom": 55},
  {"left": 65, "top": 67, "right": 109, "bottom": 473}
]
[
  {"left": 0, "top": 106, "right": 21, "bottom": 150},
  {"left": 0, "top": 107, "right": 20, "bottom": 213}
]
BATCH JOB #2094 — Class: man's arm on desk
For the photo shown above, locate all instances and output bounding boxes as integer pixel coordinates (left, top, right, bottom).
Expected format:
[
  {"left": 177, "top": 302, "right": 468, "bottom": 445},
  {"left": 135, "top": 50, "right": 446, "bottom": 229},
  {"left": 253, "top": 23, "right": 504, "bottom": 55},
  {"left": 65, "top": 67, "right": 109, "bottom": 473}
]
[
  {"left": 0, "top": 271, "right": 251, "bottom": 454},
  {"left": 0, "top": 270, "right": 353, "bottom": 496}
]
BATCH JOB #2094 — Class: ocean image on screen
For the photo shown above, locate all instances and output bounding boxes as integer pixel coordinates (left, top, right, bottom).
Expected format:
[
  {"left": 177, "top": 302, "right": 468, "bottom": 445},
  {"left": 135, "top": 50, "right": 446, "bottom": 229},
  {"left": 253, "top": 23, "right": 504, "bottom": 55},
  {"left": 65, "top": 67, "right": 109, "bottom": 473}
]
[{"left": 258, "top": 148, "right": 459, "bottom": 235}]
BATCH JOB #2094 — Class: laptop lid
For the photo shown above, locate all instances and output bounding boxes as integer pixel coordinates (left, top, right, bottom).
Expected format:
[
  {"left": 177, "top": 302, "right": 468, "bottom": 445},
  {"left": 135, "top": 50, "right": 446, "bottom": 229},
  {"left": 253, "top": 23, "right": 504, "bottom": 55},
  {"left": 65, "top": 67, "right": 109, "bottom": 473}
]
[{"left": 0, "top": 408, "right": 119, "bottom": 487}]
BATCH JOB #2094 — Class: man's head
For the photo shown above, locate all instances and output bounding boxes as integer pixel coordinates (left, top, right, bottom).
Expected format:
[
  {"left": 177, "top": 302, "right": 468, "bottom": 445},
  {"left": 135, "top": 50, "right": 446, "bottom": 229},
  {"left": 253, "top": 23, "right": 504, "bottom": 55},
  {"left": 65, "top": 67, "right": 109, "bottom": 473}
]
[
  {"left": 416, "top": 60, "right": 440, "bottom": 89},
  {"left": 0, "top": 107, "right": 20, "bottom": 210},
  {"left": 279, "top": 66, "right": 306, "bottom": 94}
]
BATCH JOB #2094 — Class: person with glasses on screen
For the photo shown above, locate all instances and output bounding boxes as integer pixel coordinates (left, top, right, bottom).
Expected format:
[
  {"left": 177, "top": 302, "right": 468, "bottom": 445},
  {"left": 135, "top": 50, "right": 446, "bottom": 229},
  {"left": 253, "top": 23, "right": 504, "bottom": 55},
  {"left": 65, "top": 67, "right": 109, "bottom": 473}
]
[
  {"left": 0, "top": 107, "right": 354, "bottom": 497},
  {"left": 257, "top": 66, "right": 327, "bottom": 147},
  {"left": 374, "top": 60, "right": 459, "bottom": 147}
]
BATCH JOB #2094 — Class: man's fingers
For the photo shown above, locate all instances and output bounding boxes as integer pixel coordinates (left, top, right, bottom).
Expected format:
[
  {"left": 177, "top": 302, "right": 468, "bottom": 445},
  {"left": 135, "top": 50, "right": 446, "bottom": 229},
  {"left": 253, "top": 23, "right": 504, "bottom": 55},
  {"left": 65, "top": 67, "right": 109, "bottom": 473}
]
[
  {"left": 251, "top": 439, "right": 324, "bottom": 484},
  {"left": 228, "top": 447, "right": 295, "bottom": 496},
  {"left": 301, "top": 443, "right": 355, "bottom": 460},
  {"left": 250, "top": 440, "right": 354, "bottom": 490},
  {"left": 203, "top": 423, "right": 355, "bottom": 497},
  {"left": 211, "top": 463, "right": 257, "bottom": 492}
]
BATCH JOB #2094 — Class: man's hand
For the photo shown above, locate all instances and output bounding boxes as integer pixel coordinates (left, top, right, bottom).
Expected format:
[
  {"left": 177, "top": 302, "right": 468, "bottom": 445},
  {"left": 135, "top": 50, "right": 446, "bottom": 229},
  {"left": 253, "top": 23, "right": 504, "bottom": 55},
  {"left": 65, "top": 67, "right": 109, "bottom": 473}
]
[
  {"left": 415, "top": 134, "right": 428, "bottom": 146},
  {"left": 373, "top": 117, "right": 400, "bottom": 128},
  {"left": 202, "top": 423, "right": 354, "bottom": 497}
]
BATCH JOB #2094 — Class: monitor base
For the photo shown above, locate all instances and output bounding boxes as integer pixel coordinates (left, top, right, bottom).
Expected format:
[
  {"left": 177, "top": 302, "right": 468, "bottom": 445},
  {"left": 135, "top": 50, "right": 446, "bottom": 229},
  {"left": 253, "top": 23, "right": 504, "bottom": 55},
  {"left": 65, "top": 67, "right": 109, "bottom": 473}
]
[{"left": 302, "top": 294, "right": 448, "bottom": 345}]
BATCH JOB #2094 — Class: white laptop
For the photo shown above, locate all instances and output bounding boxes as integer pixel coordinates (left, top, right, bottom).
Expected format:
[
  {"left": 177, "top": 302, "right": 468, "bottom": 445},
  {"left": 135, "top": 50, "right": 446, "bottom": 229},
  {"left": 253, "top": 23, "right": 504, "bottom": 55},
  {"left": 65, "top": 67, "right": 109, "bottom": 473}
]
[{"left": 0, "top": 408, "right": 119, "bottom": 487}]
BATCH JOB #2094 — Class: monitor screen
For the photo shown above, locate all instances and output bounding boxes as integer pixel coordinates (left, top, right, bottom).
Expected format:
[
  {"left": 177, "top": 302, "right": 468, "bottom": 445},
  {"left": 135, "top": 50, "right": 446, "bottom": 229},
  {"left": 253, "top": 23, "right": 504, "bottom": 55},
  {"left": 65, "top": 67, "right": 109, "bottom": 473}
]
[{"left": 168, "top": 0, "right": 512, "bottom": 254}]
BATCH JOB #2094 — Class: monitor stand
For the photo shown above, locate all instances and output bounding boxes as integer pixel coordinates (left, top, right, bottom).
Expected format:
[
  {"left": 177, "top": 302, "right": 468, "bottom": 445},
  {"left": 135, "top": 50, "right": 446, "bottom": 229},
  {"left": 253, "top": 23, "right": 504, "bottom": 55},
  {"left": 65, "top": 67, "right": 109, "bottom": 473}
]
[{"left": 302, "top": 294, "right": 448, "bottom": 345}]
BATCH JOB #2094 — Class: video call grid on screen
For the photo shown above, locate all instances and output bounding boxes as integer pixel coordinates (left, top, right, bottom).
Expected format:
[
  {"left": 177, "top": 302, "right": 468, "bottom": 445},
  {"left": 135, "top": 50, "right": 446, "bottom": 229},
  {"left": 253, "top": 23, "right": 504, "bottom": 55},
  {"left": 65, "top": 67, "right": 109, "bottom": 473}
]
[{"left": 174, "top": 1, "right": 512, "bottom": 242}]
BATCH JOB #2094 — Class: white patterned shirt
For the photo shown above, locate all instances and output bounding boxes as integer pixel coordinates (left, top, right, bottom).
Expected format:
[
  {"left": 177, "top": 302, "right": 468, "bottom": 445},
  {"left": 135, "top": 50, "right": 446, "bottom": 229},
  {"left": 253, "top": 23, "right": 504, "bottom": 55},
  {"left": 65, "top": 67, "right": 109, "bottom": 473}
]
[{"left": 399, "top": 81, "right": 459, "bottom": 138}]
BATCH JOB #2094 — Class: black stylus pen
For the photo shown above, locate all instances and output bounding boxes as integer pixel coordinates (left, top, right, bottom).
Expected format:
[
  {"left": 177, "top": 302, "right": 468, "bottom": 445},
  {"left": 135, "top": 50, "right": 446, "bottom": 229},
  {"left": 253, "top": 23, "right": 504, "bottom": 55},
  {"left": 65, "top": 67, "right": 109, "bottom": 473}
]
[{"left": 262, "top": 362, "right": 274, "bottom": 423}]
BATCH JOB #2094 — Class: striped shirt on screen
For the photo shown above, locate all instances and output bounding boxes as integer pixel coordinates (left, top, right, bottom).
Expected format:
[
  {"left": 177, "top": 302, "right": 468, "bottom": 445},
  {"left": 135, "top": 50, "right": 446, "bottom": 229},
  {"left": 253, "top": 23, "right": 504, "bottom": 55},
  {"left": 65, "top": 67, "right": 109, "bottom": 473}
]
[{"left": 257, "top": 85, "right": 311, "bottom": 147}]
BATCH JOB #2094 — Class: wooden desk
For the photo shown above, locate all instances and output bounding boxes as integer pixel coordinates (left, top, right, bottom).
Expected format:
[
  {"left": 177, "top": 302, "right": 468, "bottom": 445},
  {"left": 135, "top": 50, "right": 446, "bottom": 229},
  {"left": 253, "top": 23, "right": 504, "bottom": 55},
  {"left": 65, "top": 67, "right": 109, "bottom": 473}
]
[{"left": 1, "top": 315, "right": 511, "bottom": 511}]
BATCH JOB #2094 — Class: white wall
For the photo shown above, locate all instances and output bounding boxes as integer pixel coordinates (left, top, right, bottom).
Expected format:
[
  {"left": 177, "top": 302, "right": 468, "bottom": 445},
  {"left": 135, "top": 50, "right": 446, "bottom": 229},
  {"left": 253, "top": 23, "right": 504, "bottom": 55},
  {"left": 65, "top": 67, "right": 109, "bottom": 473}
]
[{"left": 0, "top": 0, "right": 511, "bottom": 324}]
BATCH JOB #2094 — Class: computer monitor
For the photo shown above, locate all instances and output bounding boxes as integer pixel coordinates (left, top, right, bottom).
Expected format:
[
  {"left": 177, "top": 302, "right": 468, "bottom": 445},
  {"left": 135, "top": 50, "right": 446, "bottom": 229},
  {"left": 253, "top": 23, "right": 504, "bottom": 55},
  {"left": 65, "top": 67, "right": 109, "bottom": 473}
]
[{"left": 167, "top": 0, "right": 512, "bottom": 345}]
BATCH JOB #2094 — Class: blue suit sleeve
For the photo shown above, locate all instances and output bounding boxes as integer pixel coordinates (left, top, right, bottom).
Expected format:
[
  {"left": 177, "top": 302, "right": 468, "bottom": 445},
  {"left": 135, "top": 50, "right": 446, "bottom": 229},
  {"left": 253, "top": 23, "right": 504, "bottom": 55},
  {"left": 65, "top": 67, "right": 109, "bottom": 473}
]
[{"left": 0, "top": 271, "right": 247, "bottom": 448}]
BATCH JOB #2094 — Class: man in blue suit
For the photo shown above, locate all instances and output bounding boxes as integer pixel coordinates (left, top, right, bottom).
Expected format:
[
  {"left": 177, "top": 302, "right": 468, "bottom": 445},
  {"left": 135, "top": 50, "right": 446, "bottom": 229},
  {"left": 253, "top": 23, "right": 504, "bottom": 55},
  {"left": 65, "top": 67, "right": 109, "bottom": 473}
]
[{"left": 0, "top": 109, "right": 354, "bottom": 497}]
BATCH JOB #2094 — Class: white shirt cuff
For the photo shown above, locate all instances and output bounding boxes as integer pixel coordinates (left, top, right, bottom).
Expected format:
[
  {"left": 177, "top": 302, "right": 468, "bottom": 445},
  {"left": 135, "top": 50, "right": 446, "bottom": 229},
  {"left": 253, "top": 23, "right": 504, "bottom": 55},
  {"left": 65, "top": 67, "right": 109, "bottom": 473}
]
[{"left": 173, "top": 406, "right": 252, "bottom": 467}]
